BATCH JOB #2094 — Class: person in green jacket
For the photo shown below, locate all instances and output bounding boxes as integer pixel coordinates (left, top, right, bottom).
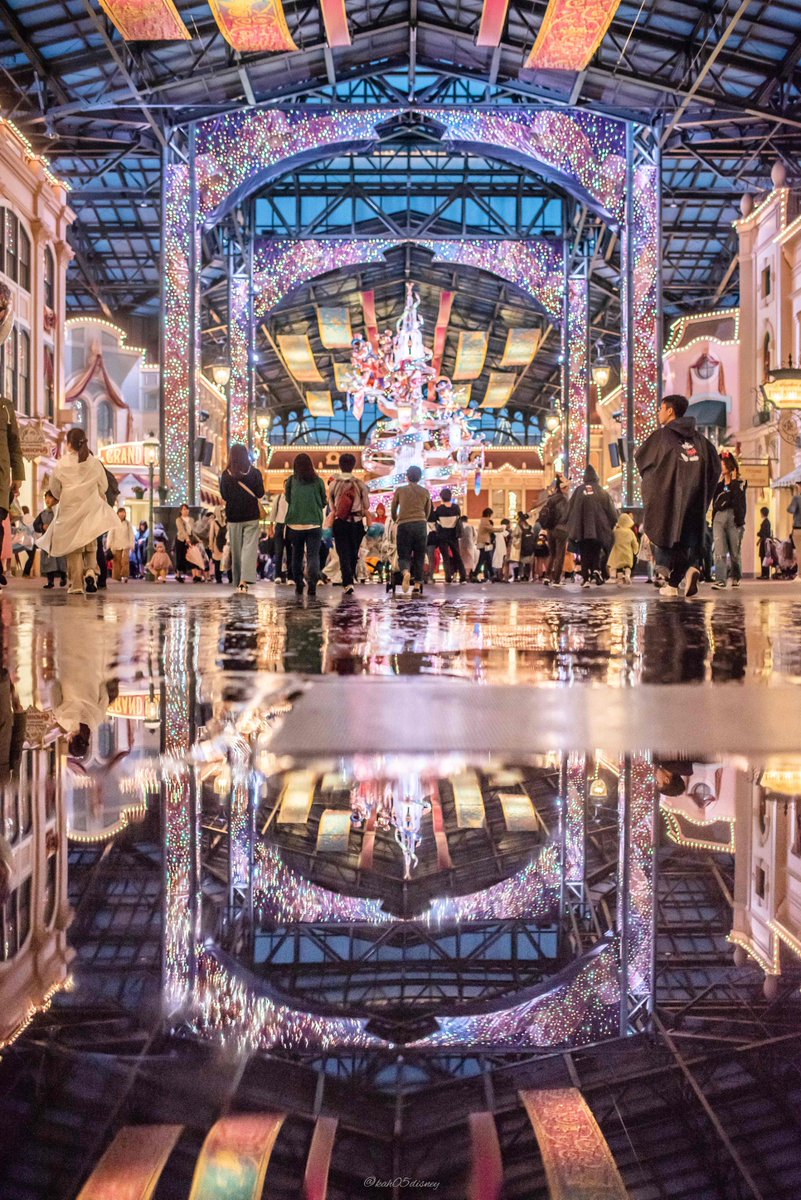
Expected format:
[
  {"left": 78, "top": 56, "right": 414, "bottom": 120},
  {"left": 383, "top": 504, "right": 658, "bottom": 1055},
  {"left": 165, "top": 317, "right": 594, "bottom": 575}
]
[
  {"left": 0, "top": 393, "right": 25, "bottom": 588},
  {"left": 284, "top": 453, "right": 327, "bottom": 597}
]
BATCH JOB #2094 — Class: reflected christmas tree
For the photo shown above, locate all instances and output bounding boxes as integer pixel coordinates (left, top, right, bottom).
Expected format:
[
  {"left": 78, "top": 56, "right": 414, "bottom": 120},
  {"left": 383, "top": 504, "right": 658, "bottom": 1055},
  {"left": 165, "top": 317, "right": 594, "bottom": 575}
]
[{"left": 348, "top": 282, "right": 485, "bottom": 502}]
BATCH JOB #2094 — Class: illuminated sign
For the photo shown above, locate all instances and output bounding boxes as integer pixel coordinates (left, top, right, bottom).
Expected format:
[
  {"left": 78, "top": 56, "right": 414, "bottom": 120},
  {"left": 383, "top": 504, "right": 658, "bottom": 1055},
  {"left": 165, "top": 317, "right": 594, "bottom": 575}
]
[{"left": 100, "top": 442, "right": 147, "bottom": 469}]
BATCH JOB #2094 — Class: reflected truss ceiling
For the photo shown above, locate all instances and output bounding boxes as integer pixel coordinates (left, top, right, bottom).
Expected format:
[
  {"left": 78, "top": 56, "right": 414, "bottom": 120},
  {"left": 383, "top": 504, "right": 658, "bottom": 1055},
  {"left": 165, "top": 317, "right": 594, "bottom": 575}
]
[{"left": 1, "top": 0, "right": 800, "bottom": 413}]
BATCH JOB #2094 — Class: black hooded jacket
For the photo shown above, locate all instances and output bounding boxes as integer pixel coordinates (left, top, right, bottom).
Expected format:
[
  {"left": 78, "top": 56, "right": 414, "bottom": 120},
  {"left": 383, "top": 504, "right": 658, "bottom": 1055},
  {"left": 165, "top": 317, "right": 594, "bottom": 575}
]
[
  {"left": 635, "top": 416, "right": 721, "bottom": 549},
  {"left": 565, "top": 466, "right": 618, "bottom": 548}
]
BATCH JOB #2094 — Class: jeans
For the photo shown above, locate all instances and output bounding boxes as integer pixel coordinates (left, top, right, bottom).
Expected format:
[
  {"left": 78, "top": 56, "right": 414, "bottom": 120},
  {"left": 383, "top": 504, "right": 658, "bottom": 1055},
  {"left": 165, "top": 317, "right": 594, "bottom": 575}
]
[
  {"left": 474, "top": 547, "right": 493, "bottom": 580},
  {"left": 396, "top": 521, "right": 428, "bottom": 584},
  {"left": 290, "top": 527, "right": 322, "bottom": 590},
  {"left": 654, "top": 540, "right": 701, "bottom": 588},
  {"left": 228, "top": 520, "right": 260, "bottom": 587},
  {"left": 273, "top": 522, "right": 292, "bottom": 582},
  {"left": 547, "top": 531, "right": 567, "bottom": 583},
  {"left": 333, "top": 518, "right": 364, "bottom": 588},
  {"left": 713, "top": 510, "right": 742, "bottom": 584}
]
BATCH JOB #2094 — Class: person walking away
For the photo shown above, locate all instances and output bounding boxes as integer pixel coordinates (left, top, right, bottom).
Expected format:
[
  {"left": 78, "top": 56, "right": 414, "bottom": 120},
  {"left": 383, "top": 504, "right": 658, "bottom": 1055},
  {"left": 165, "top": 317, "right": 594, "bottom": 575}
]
[
  {"left": 209, "top": 505, "right": 228, "bottom": 583},
  {"left": 757, "top": 507, "right": 772, "bottom": 580},
  {"left": 173, "top": 503, "right": 194, "bottom": 582},
  {"left": 459, "top": 519, "right": 479, "bottom": 579},
  {"left": 507, "top": 516, "right": 522, "bottom": 581},
  {"left": 566, "top": 465, "right": 618, "bottom": 588},
  {"left": 328, "top": 452, "right": 371, "bottom": 596},
  {"left": 433, "top": 487, "right": 466, "bottom": 583},
  {"left": 390, "top": 465, "right": 432, "bottom": 595},
  {"left": 608, "top": 512, "right": 639, "bottom": 584},
  {"left": 284, "top": 452, "right": 326, "bottom": 597},
  {"left": 474, "top": 508, "right": 494, "bottom": 581},
  {"left": 269, "top": 490, "right": 292, "bottom": 584},
  {"left": 108, "top": 507, "right": 135, "bottom": 582},
  {"left": 146, "top": 540, "right": 172, "bottom": 582},
  {"left": 787, "top": 482, "right": 801, "bottom": 581},
  {"left": 36, "top": 428, "right": 115, "bottom": 594},
  {"left": 0, "top": 390, "right": 24, "bottom": 588},
  {"left": 634, "top": 393, "right": 720, "bottom": 599},
  {"left": 220, "top": 443, "right": 265, "bottom": 593},
  {"left": 539, "top": 478, "right": 570, "bottom": 587},
  {"left": 491, "top": 518, "right": 510, "bottom": 581},
  {"left": 711, "top": 452, "right": 747, "bottom": 590},
  {"left": 517, "top": 513, "right": 536, "bottom": 581},
  {"left": 12, "top": 507, "right": 36, "bottom": 576},
  {"left": 33, "top": 492, "right": 66, "bottom": 588},
  {"left": 134, "top": 521, "right": 149, "bottom": 578}
]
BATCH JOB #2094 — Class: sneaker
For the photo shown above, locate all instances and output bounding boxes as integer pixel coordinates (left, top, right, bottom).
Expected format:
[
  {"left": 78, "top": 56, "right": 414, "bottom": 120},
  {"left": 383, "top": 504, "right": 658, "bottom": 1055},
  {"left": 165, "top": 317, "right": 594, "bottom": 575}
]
[
  {"left": 711, "top": 581, "right": 727, "bottom": 591},
  {"left": 683, "top": 566, "right": 700, "bottom": 598},
  {"left": 581, "top": 578, "right": 591, "bottom": 589},
  {"left": 85, "top": 576, "right": 97, "bottom": 594},
  {"left": 43, "top": 581, "right": 54, "bottom": 590},
  {"left": 658, "top": 586, "right": 680, "bottom": 598},
  {"left": 593, "top": 571, "right": 604, "bottom": 586},
  {"left": 542, "top": 578, "right": 551, "bottom": 587},
  {"left": 401, "top": 570, "right": 411, "bottom": 594},
  {"left": 732, "top": 579, "right": 741, "bottom": 588},
  {"left": 344, "top": 585, "right": 354, "bottom": 595}
]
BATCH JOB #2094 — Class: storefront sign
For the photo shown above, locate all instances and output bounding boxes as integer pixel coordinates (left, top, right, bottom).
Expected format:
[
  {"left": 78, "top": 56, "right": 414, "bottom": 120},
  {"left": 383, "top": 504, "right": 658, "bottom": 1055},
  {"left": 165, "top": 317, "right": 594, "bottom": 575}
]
[
  {"left": 23, "top": 706, "right": 58, "bottom": 747},
  {"left": 100, "top": 442, "right": 147, "bottom": 469},
  {"left": 19, "top": 422, "right": 54, "bottom": 461},
  {"left": 739, "top": 460, "right": 771, "bottom": 488}
]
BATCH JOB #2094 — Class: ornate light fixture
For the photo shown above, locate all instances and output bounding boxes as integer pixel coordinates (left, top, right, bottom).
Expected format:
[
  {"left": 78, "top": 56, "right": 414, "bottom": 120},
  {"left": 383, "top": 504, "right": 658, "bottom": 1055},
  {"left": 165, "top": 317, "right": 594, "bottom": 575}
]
[
  {"left": 545, "top": 412, "right": 561, "bottom": 433},
  {"left": 591, "top": 339, "right": 611, "bottom": 391},
  {"left": 762, "top": 359, "right": 801, "bottom": 411},
  {"left": 212, "top": 363, "right": 231, "bottom": 388}
]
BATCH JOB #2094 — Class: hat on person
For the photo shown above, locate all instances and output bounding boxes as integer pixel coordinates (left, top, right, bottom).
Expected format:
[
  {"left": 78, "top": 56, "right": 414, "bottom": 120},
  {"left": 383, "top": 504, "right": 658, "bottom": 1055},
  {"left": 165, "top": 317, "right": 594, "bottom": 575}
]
[{"left": 583, "top": 464, "right": 600, "bottom": 484}]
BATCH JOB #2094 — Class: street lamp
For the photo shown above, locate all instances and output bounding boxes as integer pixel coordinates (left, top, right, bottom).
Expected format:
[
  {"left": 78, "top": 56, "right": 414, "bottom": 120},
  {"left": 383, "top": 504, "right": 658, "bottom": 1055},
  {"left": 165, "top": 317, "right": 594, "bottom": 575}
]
[
  {"left": 591, "top": 339, "right": 611, "bottom": 391},
  {"left": 143, "top": 432, "right": 159, "bottom": 573},
  {"left": 545, "top": 412, "right": 561, "bottom": 433},
  {"left": 212, "top": 363, "right": 231, "bottom": 389},
  {"left": 762, "top": 360, "right": 801, "bottom": 410}
]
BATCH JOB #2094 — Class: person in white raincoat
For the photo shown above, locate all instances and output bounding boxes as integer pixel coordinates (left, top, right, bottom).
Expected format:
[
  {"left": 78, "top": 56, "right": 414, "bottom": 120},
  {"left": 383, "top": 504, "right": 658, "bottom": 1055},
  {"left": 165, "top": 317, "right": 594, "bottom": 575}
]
[{"left": 37, "top": 428, "right": 115, "bottom": 594}]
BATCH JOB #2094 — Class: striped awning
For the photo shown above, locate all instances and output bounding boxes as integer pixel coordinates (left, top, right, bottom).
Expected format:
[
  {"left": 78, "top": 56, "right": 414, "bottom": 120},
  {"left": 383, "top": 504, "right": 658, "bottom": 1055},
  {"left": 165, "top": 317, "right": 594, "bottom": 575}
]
[{"left": 772, "top": 465, "right": 801, "bottom": 488}]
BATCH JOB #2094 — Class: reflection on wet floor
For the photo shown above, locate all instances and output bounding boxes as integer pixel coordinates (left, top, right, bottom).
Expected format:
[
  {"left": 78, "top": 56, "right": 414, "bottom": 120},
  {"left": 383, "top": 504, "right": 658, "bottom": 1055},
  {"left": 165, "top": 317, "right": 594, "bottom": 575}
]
[
  {"left": 2, "top": 591, "right": 801, "bottom": 1198},
  {"left": 3, "top": 587, "right": 801, "bottom": 684}
]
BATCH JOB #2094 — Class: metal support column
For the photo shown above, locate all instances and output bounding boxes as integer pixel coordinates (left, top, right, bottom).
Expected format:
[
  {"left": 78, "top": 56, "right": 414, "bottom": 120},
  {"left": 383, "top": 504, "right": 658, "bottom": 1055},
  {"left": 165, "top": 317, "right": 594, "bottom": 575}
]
[
  {"left": 618, "top": 755, "right": 632, "bottom": 1036},
  {"left": 187, "top": 122, "right": 198, "bottom": 505},
  {"left": 562, "top": 232, "right": 570, "bottom": 478},
  {"left": 247, "top": 201, "right": 255, "bottom": 451},
  {"left": 624, "top": 123, "right": 636, "bottom": 509}
]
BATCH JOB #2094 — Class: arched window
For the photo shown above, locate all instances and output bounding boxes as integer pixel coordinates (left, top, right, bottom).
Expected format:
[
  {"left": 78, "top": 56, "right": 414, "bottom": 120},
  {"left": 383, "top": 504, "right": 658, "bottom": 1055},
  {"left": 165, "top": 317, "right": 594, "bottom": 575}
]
[
  {"left": 18, "top": 226, "right": 31, "bottom": 292},
  {"left": 762, "top": 330, "right": 772, "bottom": 383},
  {"left": 18, "top": 329, "right": 30, "bottom": 415},
  {"left": 44, "top": 246, "right": 55, "bottom": 310},
  {"left": 96, "top": 399, "right": 114, "bottom": 443},
  {"left": 3, "top": 210, "right": 18, "bottom": 283}
]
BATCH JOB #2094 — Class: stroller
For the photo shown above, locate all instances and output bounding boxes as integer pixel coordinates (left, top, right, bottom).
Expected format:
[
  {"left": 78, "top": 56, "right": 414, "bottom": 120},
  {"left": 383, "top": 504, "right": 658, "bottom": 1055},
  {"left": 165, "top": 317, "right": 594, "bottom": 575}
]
[
  {"left": 381, "top": 517, "right": 399, "bottom": 595},
  {"left": 774, "top": 537, "right": 798, "bottom": 580}
]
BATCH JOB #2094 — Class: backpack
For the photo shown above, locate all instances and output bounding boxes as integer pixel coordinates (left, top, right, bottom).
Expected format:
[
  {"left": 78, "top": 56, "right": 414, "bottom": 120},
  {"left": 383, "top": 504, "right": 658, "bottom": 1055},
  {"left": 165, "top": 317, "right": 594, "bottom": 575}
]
[
  {"left": 334, "top": 482, "right": 357, "bottom": 521},
  {"left": 538, "top": 497, "right": 556, "bottom": 531}
]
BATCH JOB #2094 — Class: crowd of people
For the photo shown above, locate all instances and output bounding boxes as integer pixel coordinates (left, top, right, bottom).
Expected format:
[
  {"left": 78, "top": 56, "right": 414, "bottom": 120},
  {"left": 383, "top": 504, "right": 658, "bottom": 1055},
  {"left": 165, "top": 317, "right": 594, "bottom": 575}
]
[{"left": 1, "top": 397, "right": 801, "bottom": 597}]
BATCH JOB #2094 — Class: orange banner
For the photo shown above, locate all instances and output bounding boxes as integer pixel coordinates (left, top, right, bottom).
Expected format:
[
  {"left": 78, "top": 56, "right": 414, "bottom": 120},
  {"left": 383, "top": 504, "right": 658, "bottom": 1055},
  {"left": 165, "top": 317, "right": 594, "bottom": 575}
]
[
  {"left": 97, "top": 0, "right": 189, "bottom": 40},
  {"left": 520, "top": 1089, "right": 629, "bottom": 1200},
  {"left": 77, "top": 1125, "right": 183, "bottom": 1200},
  {"left": 208, "top": 0, "right": 297, "bottom": 52},
  {"left": 320, "top": 0, "right": 351, "bottom": 46},
  {"left": 525, "top": 0, "right": 621, "bottom": 71},
  {"left": 476, "top": 0, "right": 510, "bottom": 47}
]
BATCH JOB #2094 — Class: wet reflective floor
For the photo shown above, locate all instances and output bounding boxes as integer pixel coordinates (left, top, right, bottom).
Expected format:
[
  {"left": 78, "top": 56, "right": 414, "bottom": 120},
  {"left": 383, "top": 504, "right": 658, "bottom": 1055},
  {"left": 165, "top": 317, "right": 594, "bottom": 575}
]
[{"left": 1, "top": 583, "right": 801, "bottom": 1199}]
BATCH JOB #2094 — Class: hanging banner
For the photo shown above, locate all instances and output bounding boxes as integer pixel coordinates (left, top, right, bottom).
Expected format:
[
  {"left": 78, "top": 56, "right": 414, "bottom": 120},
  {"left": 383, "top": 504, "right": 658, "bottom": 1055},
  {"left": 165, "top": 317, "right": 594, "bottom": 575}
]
[
  {"left": 501, "top": 328, "right": 540, "bottom": 368},
  {"left": 320, "top": 0, "right": 350, "bottom": 46},
  {"left": 277, "top": 334, "right": 324, "bottom": 383},
  {"left": 333, "top": 361, "right": 353, "bottom": 392},
  {"left": 207, "top": 0, "right": 297, "bottom": 52},
  {"left": 306, "top": 390, "right": 334, "bottom": 417},
  {"left": 520, "top": 1089, "right": 629, "bottom": 1200},
  {"left": 524, "top": 0, "right": 622, "bottom": 71},
  {"left": 97, "top": 0, "right": 190, "bottom": 40},
  {"left": 453, "top": 331, "right": 489, "bottom": 380},
  {"left": 480, "top": 372, "right": 516, "bottom": 408},
  {"left": 317, "top": 305, "right": 353, "bottom": 349},
  {"left": 188, "top": 1114, "right": 285, "bottom": 1200},
  {"left": 77, "top": 1125, "right": 183, "bottom": 1200}
]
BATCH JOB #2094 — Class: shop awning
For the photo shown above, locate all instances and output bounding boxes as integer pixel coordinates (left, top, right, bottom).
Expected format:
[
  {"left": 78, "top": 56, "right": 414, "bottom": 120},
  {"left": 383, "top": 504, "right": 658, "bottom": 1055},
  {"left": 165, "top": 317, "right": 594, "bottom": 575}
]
[
  {"left": 771, "top": 465, "right": 801, "bottom": 489},
  {"left": 688, "top": 399, "right": 727, "bottom": 427}
]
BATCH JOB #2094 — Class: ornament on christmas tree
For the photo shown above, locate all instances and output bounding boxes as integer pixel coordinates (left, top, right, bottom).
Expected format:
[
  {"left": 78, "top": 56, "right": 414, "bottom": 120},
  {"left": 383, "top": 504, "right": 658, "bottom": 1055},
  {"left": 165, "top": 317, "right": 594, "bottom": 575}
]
[{"left": 348, "top": 282, "right": 485, "bottom": 501}]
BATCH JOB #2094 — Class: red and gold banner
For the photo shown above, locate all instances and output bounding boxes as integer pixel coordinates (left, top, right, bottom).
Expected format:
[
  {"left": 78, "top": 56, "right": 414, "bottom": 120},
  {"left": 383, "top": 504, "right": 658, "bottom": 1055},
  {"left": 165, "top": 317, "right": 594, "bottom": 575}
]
[
  {"left": 524, "top": 0, "right": 621, "bottom": 71},
  {"left": 453, "top": 331, "right": 488, "bottom": 380},
  {"left": 520, "top": 1089, "right": 629, "bottom": 1200},
  {"left": 77, "top": 1125, "right": 183, "bottom": 1200},
  {"left": 476, "top": 0, "right": 510, "bottom": 47},
  {"left": 361, "top": 290, "right": 379, "bottom": 349},
  {"left": 208, "top": 0, "right": 297, "bottom": 52},
  {"left": 432, "top": 290, "right": 454, "bottom": 374},
  {"left": 277, "top": 334, "right": 324, "bottom": 383},
  {"left": 188, "top": 1114, "right": 285, "bottom": 1200},
  {"left": 96, "top": 0, "right": 190, "bottom": 40},
  {"left": 320, "top": 0, "right": 351, "bottom": 46}
]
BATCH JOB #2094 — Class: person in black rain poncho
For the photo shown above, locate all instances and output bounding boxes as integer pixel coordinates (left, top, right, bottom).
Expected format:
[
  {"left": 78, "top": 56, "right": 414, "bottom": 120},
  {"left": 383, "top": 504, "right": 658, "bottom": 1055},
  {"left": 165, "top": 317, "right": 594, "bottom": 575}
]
[
  {"left": 565, "top": 465, "right": 618, "bottom": 587},
  {"left": 635, "top": 394, "right": 721, "bottom": 599}
]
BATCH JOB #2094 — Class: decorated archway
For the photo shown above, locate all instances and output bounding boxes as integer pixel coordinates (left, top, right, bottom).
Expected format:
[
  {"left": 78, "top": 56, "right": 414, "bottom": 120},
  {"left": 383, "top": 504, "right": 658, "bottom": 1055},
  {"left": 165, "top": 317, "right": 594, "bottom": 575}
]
[{"left": 162, "top": 105, "right": 659, "bottom": 503}]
